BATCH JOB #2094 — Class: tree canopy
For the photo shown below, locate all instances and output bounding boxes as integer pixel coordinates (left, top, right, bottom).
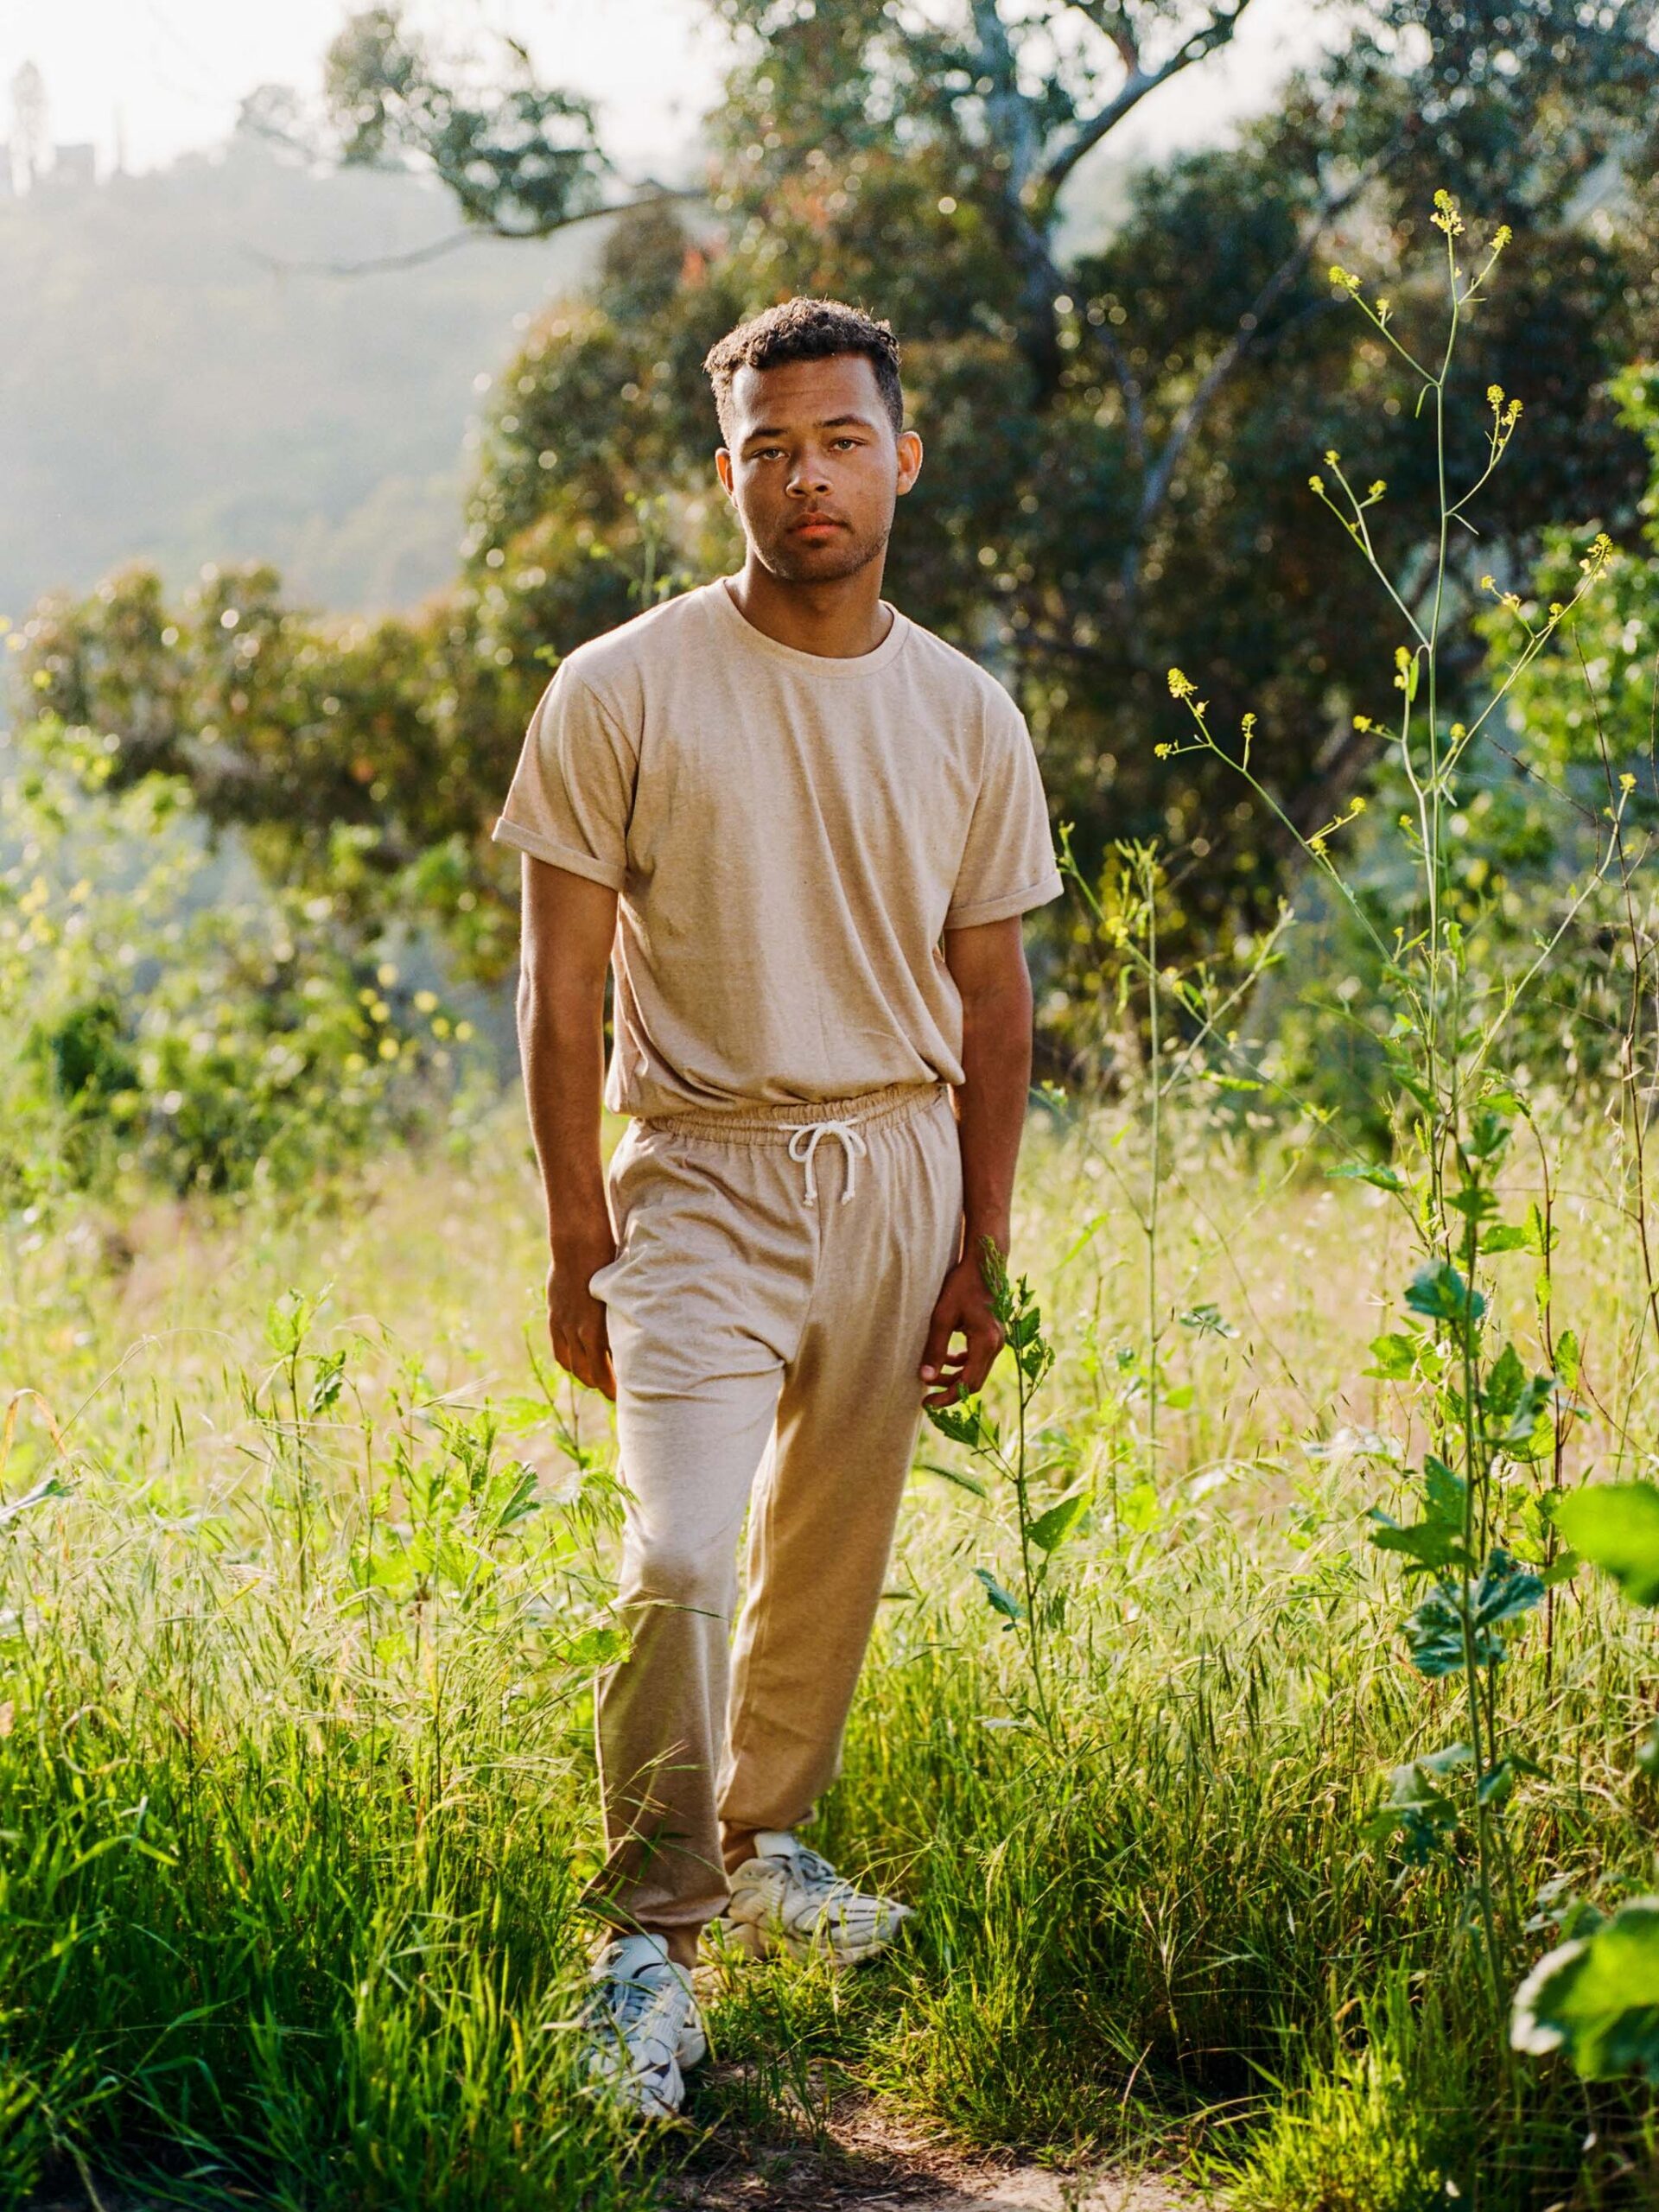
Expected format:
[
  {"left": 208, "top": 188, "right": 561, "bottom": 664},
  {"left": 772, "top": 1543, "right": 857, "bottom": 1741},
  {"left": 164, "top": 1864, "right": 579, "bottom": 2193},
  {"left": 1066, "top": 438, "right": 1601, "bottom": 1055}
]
[{"left": 16, "top": 0, "right": 1659, "bottom": 1021}]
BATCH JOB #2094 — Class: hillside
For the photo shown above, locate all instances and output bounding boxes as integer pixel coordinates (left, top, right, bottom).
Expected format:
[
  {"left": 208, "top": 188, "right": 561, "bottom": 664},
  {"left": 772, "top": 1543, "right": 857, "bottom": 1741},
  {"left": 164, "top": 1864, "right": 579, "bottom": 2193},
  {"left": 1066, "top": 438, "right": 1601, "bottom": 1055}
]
[{"left": 3, "top": 126, "right": 601, "bottom": 623}]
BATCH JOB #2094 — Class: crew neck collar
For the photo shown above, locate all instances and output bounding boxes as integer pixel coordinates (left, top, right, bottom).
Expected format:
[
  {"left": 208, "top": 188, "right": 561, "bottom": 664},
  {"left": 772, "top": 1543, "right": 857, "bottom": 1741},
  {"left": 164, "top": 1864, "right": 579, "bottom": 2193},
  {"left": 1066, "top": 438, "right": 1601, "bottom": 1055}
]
[{"left": 712, "top": 575, "right": 911, "bottom": 676}]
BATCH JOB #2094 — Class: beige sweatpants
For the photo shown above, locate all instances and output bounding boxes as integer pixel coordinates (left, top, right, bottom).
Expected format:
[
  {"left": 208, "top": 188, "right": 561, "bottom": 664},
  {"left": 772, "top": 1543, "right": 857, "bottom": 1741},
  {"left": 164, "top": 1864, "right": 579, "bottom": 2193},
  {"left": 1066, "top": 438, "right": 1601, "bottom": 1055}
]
[{"left": 583, "top": 1080, "right": 962, "bottom": 1934}]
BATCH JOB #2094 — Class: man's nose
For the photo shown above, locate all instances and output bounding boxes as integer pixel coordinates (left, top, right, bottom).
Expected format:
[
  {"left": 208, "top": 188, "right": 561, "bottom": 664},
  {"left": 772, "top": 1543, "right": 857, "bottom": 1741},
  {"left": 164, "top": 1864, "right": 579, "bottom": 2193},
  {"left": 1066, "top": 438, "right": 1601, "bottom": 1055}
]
[{"left": 787, "top": 451, "right": 830, "bottom": 496}]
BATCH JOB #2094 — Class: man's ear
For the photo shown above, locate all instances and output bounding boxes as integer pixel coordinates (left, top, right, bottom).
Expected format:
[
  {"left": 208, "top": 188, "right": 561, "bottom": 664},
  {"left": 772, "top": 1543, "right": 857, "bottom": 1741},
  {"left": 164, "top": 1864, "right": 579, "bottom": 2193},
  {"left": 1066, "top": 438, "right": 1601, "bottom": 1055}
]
[
  {"left": 895, "top": 429, "right": 924, "bottom": 497},
  {"left": 715, "top": 448, "right": 735, "bottom": 500}
]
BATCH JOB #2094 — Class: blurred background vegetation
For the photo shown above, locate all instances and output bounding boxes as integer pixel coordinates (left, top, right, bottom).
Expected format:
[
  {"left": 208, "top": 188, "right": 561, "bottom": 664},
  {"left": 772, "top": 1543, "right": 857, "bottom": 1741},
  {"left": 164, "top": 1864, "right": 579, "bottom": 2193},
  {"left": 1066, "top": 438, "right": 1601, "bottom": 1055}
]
[{"left": 6, "top": 0, "right": 1659, "bottom": 1194}]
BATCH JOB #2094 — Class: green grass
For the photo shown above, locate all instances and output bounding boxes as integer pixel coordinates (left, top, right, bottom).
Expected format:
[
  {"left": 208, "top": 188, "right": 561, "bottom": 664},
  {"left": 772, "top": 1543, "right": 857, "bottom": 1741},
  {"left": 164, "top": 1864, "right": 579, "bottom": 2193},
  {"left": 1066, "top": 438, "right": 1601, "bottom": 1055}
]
[{"left": 1, "top": 1100, "right": 1656, "bottom": 2206}]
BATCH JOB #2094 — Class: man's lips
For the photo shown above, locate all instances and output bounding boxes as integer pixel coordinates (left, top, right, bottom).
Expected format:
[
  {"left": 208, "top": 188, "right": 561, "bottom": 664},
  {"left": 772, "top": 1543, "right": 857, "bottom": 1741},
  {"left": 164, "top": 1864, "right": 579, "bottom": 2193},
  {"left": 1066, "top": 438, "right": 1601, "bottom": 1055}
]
[{"left": 791, "top": 514, "right": 847, "bottom": 537}]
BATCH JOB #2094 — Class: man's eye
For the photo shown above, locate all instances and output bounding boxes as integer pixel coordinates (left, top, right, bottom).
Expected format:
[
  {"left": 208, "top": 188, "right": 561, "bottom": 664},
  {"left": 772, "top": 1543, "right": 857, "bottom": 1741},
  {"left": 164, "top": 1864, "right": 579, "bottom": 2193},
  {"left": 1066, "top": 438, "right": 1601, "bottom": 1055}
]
[{"left": 830, "top": 438, "right": 860, "bottom": 450}]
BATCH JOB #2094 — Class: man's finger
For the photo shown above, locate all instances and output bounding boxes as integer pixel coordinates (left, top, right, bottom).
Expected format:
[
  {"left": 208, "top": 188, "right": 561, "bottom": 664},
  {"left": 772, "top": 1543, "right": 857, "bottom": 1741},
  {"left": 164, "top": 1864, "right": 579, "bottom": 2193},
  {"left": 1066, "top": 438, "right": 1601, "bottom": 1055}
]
[{"left": 918, "top": 1302, "right": 963, "bottom": 1382}]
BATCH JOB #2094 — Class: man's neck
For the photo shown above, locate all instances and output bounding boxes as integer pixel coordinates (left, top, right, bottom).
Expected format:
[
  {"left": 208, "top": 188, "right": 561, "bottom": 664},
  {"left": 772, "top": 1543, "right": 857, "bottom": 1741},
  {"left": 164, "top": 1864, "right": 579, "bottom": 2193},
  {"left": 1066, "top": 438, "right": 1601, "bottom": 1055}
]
[{"left": 726, "top": 555, "right": 895, "bottom": 660}]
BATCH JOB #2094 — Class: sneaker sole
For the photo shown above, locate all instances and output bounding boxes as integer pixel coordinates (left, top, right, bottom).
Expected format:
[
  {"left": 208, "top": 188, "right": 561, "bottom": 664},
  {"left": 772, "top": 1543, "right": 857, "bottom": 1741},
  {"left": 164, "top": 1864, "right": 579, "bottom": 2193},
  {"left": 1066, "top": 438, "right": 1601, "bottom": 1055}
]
[{"left": 713, "top": 1904, "right": 911, "bottom": 1967}]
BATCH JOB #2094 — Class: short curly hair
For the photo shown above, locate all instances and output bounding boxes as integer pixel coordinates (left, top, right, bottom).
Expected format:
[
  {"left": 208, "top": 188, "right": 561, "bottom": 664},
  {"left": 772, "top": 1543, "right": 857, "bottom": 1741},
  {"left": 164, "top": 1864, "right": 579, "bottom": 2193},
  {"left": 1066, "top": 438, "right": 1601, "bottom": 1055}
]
[{"left": 702, "top": 297, "right": 904, "bottom": 441}]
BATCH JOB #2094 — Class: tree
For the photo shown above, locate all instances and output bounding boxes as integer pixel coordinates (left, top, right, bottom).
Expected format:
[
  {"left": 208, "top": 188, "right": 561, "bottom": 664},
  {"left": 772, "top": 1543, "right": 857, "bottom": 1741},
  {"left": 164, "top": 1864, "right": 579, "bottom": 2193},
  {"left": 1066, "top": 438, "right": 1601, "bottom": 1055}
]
[{"left": 17, "top": 1, "right": 1659, "bottom": 1020}]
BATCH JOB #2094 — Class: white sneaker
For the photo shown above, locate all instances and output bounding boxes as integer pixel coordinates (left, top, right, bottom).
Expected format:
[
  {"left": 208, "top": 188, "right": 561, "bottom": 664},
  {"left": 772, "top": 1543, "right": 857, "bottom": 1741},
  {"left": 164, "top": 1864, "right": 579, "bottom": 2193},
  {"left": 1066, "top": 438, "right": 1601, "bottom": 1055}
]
[
  {"left": 582, "top": 1932, "right": 707, "bottom": 2119},
  {"left": 717, "top": 1831, "right": 912, "bottom": 1966}
]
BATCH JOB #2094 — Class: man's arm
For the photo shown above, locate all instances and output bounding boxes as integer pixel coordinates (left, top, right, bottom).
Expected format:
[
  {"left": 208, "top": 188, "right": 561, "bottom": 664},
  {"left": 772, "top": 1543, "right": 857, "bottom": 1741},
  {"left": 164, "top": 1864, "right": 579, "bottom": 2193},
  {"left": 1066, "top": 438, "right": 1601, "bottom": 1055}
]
[
  {"left": 518, "top": 854, "right": 620, "bottom": 1400},
  {"left": 918, "top": 915, "right": 1035, "bottom": 1408}
]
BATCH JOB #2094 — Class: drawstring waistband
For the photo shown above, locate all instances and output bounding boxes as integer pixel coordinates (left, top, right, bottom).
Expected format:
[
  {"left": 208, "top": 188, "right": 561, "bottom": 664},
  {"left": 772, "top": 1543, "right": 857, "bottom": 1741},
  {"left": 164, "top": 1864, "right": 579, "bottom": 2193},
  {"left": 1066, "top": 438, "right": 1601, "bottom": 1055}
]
[
  {"left": 783, "top": 1118, "right": 868, "bottom": 1206},
  {"left": 634, "top": 1082, "right": 945, "bottom": 1207}
]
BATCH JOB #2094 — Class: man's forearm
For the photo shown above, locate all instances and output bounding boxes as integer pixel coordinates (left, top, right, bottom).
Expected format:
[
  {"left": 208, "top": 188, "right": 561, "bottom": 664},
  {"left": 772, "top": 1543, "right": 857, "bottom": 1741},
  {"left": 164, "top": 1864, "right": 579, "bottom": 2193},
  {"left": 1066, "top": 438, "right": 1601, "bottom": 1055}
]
[
  {"left": 956, "top": 984, "right": 1033, "bottom": 1259},
  {"left": 518, "top": 980, "right": 611, "bottom": 1251}
]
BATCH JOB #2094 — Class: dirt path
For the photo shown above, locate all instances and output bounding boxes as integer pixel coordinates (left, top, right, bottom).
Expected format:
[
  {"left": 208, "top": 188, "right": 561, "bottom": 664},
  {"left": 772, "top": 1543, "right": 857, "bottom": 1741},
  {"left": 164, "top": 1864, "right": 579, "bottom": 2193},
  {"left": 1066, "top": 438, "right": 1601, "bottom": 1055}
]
[
  {"left": 30, "top": 2095, "right": 1204, "bottom": 2211},
  {"left": 669, "top": 2094, "right": 1203, "bottom": 2210}
]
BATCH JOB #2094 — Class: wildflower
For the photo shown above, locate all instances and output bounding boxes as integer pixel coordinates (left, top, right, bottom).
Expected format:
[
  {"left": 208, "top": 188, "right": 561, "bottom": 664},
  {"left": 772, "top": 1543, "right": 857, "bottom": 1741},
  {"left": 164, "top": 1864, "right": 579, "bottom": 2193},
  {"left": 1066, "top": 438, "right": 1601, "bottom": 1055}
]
[
  {"left": 1308, "top": 474, "right": 1325, "bottom": 495},
  {"left": 1368, "top": 480, "right": 1386, "bottom": 499},
  {"left": 1328, "top": 264, "right": 1361, "bottom": 292},
  {"left": 1309, "top": 834, "right": 1328, "bottom": 855},
  {"left": 1350, "top": 795, "right": 1368, "bottom": 814},
  {"left": 1492, "top": 224, "right": 1513, "bottom": 251},
  {"left": 1431, "top": 189, "right": 1465, "bottom": 236},
  {"left": 1241, "top": 712, "right": 1257, "bottom": 734},
  {"left": 1154, "top": 743, "right": 1173, "bottom": 759},
  {"left": 1486, "top": 383, "right": 1505, "bottom": 408},
  {"left": 1450, "top": 723, "right": 1466, "bottom": 741},
  {"left": 1480, "top": 575, "right": 1496, "bottom": 592},
  {"left": 1621, "top": 772, "right": 1637, "bottom": 792},
  {"left": 1166, "top": 668, "right": 1195, "bottom": 699}
]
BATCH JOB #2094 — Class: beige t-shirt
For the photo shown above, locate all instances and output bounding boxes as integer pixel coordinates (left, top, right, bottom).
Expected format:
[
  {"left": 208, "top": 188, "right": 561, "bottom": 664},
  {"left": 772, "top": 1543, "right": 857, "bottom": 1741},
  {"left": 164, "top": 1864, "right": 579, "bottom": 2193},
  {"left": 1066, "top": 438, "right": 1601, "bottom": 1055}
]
[{"left": 493, "top": 577, "right": 1062, "bottom": 1120}]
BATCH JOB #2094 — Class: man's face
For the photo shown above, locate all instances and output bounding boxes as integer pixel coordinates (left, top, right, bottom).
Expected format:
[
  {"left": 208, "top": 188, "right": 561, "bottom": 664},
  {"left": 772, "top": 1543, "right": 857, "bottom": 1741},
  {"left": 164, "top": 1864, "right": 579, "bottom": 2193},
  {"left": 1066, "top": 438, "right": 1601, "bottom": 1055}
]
[{"left": 715, "top": 353, "right": 924, "bottom": 584}]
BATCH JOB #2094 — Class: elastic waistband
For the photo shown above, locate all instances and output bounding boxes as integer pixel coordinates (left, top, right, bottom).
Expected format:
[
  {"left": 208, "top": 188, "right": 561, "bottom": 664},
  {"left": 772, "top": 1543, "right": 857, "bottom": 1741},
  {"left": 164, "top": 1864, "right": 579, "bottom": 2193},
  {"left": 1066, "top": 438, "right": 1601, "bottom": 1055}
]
[{"left": 636, "top": 1081, "right": 948, "bottom": 1147}]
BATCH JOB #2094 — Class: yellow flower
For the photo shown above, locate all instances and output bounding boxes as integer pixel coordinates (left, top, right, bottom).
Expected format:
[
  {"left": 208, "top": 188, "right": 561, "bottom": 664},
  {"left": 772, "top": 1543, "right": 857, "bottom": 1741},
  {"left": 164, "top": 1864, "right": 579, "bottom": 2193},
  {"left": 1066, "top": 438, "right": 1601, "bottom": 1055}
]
[
  {"left": 1621, "top": 772, "right": 1637, "bottom": 792},
  {"left": 1166, "top": 668, "right": 1194, "bottom": 699}
]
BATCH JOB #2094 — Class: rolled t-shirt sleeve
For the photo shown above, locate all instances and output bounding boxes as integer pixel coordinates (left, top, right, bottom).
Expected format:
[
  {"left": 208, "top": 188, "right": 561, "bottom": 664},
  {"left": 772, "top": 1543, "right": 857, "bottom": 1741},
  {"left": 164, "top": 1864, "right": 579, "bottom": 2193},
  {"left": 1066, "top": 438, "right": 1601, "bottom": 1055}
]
[
  {"left": 491, "top": 666, "right": 636, "bottom": 891},
  {"left": 944, "top": 692, "right": 1065, "bottom": 930}
]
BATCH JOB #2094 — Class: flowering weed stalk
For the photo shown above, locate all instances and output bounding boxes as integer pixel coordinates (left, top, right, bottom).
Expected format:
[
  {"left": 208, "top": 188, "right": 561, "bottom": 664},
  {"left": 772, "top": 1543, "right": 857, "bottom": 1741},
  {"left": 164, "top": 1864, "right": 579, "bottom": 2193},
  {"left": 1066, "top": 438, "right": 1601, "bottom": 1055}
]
[{"left": 1159, "top": 194, "right": 1619, "bottom": 2021}]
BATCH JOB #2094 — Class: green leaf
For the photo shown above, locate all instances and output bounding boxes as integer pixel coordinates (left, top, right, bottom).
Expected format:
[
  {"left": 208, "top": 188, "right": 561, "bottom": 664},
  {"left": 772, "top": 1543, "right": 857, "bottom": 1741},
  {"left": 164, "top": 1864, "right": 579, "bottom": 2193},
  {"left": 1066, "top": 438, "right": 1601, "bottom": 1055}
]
[
  {"left": 1481, "top": 1224, "right": 1529, "bottom": 1254},
  {"left": 1179, "top": 1302, "right": 1239, "bottom": 1338},
  {"left": 1370, "top": 1510, "right": 1473, "bottom": 1576},
  {"left": 927, "top": 1398, "right": 1001, "bottom": 1453},
  {"left": 1447, "top": 1184, "right": 1497, "bottom": 1223},
  {"left": 1329, "top": 1160, "right": 1406, "bottom": 1192},
  {"left": 1513, "top": 1900, "right": 1659, "bottom": 2082},
  {"left": 1469, "top": 1110, "right": 1513, "bottom": 1161},
  {"left": 1484, "top": 1344, "right": 1526, "bottom": 1419},
  {"left": 1423, "top": 1456, "right": 1466, "bottom": 1523},
  {"left": 1365, "top": 1332, "right": 1421, "bottom": 1380},
  {"left": 559, "top": 1624, "right": 630, "bottom": 1670},
  {"left": 918, "top": 1459, "right": 988, "bottom": 1501},
  {"left": 1027, "top": 1491, "right": 1090, "bottom": 1554},
  {"left": 1478, "top": 1753, "right": 1543, "bottom": 1809},
  {"left": 1553, "top": 1484, "right": 1659, "bottom": 1606},
  {"left": 1162, "top": 1382, "right": 1195, "bottom": 1410},
  {"left": 1405, "top": 1262, "right": 1486, "bottom": 1329},
  {"left": 1366, "top": 1743, "right": 1469, "bottom": 1862},
  {"left": 1473, "top": 1548, "right": 1547, "bottom": 1630},
  {"left": 972, "top": 1567, "right": 1024, "bottom": 1625},
  {"left": 1555, "top": 1329, "right": 1581, "bottom": 1392}
]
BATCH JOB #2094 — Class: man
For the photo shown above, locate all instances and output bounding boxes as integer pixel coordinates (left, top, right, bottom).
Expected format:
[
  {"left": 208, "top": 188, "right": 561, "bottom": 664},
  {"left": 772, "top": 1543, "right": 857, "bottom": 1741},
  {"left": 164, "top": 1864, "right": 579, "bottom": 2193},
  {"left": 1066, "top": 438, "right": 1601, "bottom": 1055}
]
[{"left": 493, "top": 297, "right": 1060, "bottom": 2118}]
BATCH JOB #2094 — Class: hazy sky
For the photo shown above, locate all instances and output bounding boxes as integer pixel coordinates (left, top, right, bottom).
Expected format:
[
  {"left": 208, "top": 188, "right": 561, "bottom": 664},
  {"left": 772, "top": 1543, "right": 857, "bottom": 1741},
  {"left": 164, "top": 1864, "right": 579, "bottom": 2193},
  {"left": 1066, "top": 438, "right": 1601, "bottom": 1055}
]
[{"left": 3, "top": 0, "right": 1334, "bottom": 181}]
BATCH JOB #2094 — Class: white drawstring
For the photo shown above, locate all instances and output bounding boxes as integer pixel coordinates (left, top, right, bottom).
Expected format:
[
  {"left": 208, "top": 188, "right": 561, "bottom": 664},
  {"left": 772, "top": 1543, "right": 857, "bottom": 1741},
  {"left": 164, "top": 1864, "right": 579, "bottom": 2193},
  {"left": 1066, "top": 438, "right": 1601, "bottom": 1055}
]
[{"left": 782, "top": 1117, "right": 869, "bottom": 1206}]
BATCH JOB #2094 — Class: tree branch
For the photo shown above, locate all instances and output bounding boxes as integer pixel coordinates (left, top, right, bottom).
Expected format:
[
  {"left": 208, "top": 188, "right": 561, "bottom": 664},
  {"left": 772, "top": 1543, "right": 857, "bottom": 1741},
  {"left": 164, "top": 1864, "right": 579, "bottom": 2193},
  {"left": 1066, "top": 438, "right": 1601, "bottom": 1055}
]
[
  {"left": 238, "top": 186, "right": 704, "bottom": 279},
  {"left": 1041, "top": 0, "right": 1260, "bottom": 202},
  {"left": 1117, "top": 153, "right": 1393, "bottom": 602}
]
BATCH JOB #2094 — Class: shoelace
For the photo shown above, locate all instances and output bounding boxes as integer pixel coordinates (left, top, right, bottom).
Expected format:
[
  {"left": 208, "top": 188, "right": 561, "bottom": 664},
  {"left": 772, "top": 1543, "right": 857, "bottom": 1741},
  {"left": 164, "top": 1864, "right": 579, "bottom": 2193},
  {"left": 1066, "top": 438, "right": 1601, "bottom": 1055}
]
[
  {"left": 784, "top": 1845, "right": 861, "bottom": 1904},
  {"left": 592, "top": 1955, "right": 682, "bottom": 2030},
  {"left": 781, "top": 1117, "right": 869, "bottom": 1206}
]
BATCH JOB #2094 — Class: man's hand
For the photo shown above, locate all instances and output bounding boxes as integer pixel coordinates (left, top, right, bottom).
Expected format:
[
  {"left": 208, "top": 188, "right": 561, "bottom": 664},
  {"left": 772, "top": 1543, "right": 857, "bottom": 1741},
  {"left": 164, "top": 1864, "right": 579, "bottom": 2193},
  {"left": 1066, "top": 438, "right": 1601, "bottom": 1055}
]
[
  {"left": 918, "top": 1252, "right": 1005, "bottom": 1408},
  {"left": 547, "top": 1224, "right": 617, "bottom": 1401}
]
